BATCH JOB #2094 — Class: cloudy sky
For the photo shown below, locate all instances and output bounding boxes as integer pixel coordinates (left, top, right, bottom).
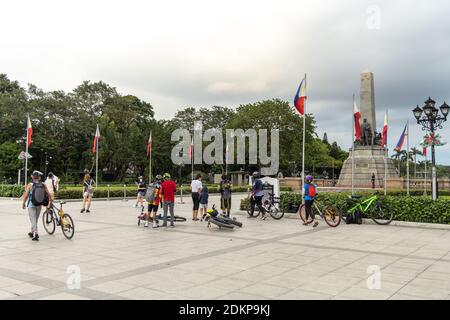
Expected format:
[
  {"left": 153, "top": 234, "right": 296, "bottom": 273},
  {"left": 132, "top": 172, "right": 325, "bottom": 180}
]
[{"left": 2, "top": 0, "right": 450, "bottom": 164}]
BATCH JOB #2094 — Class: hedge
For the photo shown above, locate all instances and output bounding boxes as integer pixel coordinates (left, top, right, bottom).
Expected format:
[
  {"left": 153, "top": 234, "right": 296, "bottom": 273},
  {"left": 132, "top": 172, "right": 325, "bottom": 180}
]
[
  {"left": 1, "top": 184, "right": 292, "bottom": 199},
  {"left": 240, "top": 192, "right": 450, "bottom": 225}
]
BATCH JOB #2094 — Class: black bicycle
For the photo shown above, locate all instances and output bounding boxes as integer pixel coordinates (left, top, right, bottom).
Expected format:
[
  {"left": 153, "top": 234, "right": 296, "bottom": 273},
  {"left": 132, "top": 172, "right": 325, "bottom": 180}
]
[
  {"left": 203, "top": 205, "right": 243, "bottom": 229},
  {"left": 137, "top": 206, "right": 187, "bottom": 226},
  {"left": 246, "top": 193, "right": 284, "bottom": 220},
  {"left": 42, "top": 201, "right": 75, "bottom": 239}
]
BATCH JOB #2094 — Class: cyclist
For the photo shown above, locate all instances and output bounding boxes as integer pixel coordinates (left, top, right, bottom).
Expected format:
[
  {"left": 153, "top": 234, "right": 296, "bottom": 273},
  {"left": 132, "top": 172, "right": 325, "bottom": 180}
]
[
  {"left": 303, "top": 175, "right": 319, "bottom": 228},
  {"left": 81, "top": 169, "right": 96, "bottom": 213},
  {"left": 133, "top": 176, "right": 146, "bottom": 208},
  {"left": 22, "top": 170, "right": 53, "bottom": 241},
  {"left": 249, "top": 172, "right": 266, "bottom": 220},
  {"left": 219, "top": 174, "right": 232, "bottom": 217},
  {"left": 161, "top": 173, "right": 177, "bottom": 227},
  {"left": 145, "top": 174, "right": 163, "bottom": 228}
]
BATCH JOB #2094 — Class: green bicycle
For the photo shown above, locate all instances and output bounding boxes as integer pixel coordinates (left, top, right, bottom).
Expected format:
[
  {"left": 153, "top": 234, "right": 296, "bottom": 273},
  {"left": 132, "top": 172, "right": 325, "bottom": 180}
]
[{"left": 346, "top": 193, "right": 393, "bottom": 225}]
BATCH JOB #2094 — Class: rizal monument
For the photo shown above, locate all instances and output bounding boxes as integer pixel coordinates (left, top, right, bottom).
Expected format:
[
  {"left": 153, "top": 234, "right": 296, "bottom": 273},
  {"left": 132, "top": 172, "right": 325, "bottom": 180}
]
[{"left": 337, "top": 70, "right": 399, "bottom": 188}]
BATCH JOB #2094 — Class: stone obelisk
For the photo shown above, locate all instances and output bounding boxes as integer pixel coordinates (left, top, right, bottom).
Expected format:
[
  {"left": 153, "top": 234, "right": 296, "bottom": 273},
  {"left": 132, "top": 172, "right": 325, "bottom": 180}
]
[
  {"left": 360, "top": 70, "right": 376, "bottom": 143},
  {"left": 337, "top": 70, "right": 399, "bottom": 188}
]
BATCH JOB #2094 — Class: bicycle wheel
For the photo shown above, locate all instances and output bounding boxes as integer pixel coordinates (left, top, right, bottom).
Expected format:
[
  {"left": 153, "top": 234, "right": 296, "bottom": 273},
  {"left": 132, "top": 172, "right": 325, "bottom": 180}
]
[
  {"left": 298, "top": 204, "right": 313, "bottom": 224},
  {"left": 61, "top": 214, "right": 75, "bottom": 239},
  {"left": 370, "top": 203, "right": 393, "bottom": 225},
  {"left": 221, "top": 216, "right": 243, "bottom": 227},
  {"left": 246, "top": 204, "right": 261, "bottom": 218},
  {"left": 268, "top": 205, "right": 283, "bottom": 220},
  {"left": 209, "top": 218, "right": 235, "bottom": 229},
  {"left": 173, "top": 216, "right": 187, "bottom": 222},
  {"left": 42, "top": 210, "right": 56, "bottom": 235},
  {"left": 323, "top": 205, "right": 342, "bottom": 228}
]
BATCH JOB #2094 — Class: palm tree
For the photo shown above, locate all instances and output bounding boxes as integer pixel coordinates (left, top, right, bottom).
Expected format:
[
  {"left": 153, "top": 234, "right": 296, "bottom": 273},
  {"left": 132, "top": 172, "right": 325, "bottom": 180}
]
[{"left": 410, "top": 147, "right": 423, "bottom": 179}]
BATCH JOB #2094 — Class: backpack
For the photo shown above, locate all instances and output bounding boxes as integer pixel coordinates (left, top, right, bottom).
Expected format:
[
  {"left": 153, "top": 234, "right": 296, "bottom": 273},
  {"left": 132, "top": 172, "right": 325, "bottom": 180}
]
[
  {"left": 221, "top": 180, "right": 232, "bottom": 200},
  {"left": 346, "top": 210, "right": 362, "bottom": 225},
  {"left": 145, "top": 184, "right": 158, "bottom": 203},
  {"left": 308, "top": 184, "right": 317, "bottom": 197},
  {"left": 354, "top": 210, "right": 363, "bottom": 225},
  {"left": 31, "top": 182, "right": 49, "bottom": 206}
]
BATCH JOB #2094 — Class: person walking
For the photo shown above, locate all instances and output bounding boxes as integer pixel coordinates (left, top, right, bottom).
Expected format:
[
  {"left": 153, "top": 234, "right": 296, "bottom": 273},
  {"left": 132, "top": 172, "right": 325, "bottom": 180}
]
[
  {"left": 219, "top": 174, "right": 232, "bottom": 216},
  {"left": 161, "top": 173, "right": 177, "bottom": 227},
  {"left": 81, "top": 170, "right": 96, "bottom": 213},
  {"left": 44, "top": 172, "right": 59, "bottom": 200},
  {"left": 303, "top": 175, "right": 319, "bottom": 228},
  {"left": 191, "top": 174, "right": 202, "bottom": 221},
  {"left": 134, "top": 176, "right": 146, "bottom": 208},
  {"left": 199, "top": 181, "right": 209, "bottom": 219},
  {"left": 249, "top": 172, "right": 266, "bottom": 219},
  {"left": 22, "top": 170, "right": 52, "bottom": 241}
]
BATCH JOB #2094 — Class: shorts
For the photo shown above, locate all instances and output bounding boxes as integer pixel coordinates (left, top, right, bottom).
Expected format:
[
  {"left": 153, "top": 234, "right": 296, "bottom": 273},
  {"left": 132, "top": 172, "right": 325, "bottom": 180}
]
[
  {"left": 148, "top": 204, "right": 159, "bottom": 213},
  {"left": 137, "top": 191, "right": 146, "bottom": 198},
  {"left": 83, "top": 191, "right": 93, "bottom": 198},
  {"left": 199, "top": 203, "right": 208, "bottom": 209}
]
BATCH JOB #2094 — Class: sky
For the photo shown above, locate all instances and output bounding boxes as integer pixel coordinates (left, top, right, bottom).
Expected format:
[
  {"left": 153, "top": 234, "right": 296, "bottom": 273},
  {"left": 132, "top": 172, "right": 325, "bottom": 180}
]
[{"left": 2, "top": 0, "right": 450, "bottom": 164}]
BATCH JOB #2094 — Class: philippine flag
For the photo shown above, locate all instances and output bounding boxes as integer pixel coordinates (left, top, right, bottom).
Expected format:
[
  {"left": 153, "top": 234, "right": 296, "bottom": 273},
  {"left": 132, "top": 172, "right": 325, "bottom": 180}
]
[
  {"left": 353, "top": 101, "right": 361, "bottom": 141},
  {"left": 146, "top": 131, "right": 152, "bottom": 159},
  {"left": 395, "top": 124, "right": 408, "bottom": 152},
  {"left": 294, "top": 76, "right": 307, "bottom": 116},
  {"left": 26, "top": 114, "right": 33, "bottom": 149},
  {"left": 92, "top": 125, "right": 100, "bottom": 154},
  {"left": 382, "top": 111, "right": 388, "bottom": 147}
]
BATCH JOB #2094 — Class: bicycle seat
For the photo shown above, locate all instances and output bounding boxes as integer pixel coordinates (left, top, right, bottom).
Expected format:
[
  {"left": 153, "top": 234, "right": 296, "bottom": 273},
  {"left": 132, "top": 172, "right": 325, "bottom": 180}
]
[{"left": 58, "top": 201, "right": 67, "bottom": 205}]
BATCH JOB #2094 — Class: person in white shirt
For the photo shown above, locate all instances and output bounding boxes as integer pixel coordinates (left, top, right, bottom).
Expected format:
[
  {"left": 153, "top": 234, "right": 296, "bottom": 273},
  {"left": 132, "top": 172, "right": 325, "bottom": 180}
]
[
  {"left": 190, "top": 174, "right": 203, "bottom": 221},
  {"left": 44, "top": 172, "right": 59, "bottom": 200}
]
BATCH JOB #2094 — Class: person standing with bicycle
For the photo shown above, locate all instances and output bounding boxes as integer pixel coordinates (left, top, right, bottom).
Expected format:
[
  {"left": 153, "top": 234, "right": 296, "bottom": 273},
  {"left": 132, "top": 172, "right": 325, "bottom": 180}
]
[
  {"left": 22, "top": 170, "right": 53, "bottom": 241},
  {"left": 249, "top": 172, "right": 266, "bottom": 220},
  {"left": 303, "top": 175, "right": 319, "bottom": 228}
]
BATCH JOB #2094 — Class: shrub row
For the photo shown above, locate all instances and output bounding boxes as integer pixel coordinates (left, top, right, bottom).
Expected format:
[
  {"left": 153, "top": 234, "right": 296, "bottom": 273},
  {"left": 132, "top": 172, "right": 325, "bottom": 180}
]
[{"left": 240, "top": 192, "right": 450, "bottom": 225}]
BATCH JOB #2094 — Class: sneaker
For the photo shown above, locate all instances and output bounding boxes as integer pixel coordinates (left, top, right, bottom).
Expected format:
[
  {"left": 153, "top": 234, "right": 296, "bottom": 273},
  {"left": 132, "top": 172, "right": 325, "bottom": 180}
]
[
  {"left": 170, "top": 224, "right": 175, "bottom": 228},
  {"left": 28, "top": 232, "right": 33, "bottom": 238},
  {"left": 152, "top": 224, "right": 159, "bottom": 229},
  {"left": 80, "top": 208, "right": 85, "bottom": 213},
  {"left": 133, "top": 204, "right": 137, "bottom": 208},
  {"left": 261, "top": 214, "right": 267, "bottom": 221},
  {"left": 32, "top": 234, "right": 39, "bottom": 241},
  {"left": 86, "top": 209, "right": 91, "bottom": 213},
  {"left": 144, "top": 221, "right": 149, "bottom": 228}
]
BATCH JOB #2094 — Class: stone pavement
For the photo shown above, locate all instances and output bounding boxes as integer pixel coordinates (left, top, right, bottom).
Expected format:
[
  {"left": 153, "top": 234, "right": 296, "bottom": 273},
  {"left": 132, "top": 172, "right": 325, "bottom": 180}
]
[{"left": 1, "top": 194, "right": 450, "bottom": 300}]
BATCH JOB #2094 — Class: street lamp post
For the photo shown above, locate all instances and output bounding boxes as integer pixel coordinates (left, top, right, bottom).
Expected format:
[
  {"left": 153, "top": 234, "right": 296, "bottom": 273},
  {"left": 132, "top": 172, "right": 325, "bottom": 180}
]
[{"left": 412, "top": 97, "right": 449, "bottom": 200}]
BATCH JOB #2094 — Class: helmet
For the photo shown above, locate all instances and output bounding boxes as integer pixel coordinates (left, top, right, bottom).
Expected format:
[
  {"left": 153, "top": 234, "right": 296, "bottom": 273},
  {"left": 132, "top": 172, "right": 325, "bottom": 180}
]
[
  {"left": 84, "top": 169, "right": 89, "bottom": 174},
  {"left": 155, "top": 174, "right": 163, "bottom": 181},
  {"left": 31, "top": 170, "right": 43, "bottom": 178},
  {"left": 163, "top": 173, "right": 171, "bottom": 179},
  {"left": 305, "top": 175, "right": 313, "bottom": 183},
  {"left": 252, "top": 171, "right": 260, "bottom": 178}
]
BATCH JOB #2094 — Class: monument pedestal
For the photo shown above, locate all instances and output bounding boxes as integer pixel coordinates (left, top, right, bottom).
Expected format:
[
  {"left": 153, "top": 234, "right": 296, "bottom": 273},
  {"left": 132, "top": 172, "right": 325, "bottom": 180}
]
[{"left": 337, "top": 146, "right": 399, "bottom": 188}]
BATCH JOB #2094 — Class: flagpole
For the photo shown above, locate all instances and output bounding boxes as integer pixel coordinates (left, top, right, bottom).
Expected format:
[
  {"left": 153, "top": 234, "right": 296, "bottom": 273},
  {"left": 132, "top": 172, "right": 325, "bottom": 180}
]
[
  {"left": 191, "top": 138, "right": 194, "bottom": 181},
  {"left": 149, "top": 131, "right": 152, "bottom": 184},
  {"left": 301, "top": 74, "right": 306, "bottom": 201},
  {"left": 351, "top": 95, "right": 355, "bottom": 196},
  {"left": 406, "top": 120, "right": 410, "bottom": 196},
  {"left": 24, "top": 114, "right": 29, "bottom": 187},
  {"left": 95, "top": 124, "right": 99, "bottom": 189}
]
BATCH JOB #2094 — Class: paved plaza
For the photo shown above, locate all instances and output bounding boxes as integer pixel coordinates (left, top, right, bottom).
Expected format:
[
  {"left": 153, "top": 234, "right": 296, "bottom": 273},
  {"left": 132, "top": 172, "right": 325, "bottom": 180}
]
[{"left": 1, "top": 194, "right": 450, "bottom": 300}]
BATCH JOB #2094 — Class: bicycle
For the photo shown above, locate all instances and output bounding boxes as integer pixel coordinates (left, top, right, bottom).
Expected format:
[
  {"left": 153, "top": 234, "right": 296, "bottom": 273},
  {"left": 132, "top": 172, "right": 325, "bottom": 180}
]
[
  {"left": 202, "top": 205, "right": 242, "bottom": 229},
  {"left": 246, "top": 193, "right": 284, "bottom": 220},
  {"left": 42, "top": 201, "right": 75, "bottom": 239},
  {"left": 299, "top": 199, "right": 341, "bottom": 227},
  {"left": 345, "top": 193, "right": 393, "bottom": 225},
  {"left": 137, "top": 206, "right": 187, "bottom": 226}
]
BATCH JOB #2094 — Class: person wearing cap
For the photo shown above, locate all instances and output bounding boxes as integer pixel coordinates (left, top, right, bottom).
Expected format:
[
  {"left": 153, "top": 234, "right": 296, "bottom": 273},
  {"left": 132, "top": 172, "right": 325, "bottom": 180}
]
[
  {"left": 134, "top": 175, "right": 146, "bottom": 208},
  {"left": 303, "top": 175, "right": 319, "bottom": 228},
  {"left": 21, "top": 171, "right": 52, "bottom": 241},
  {"left": 161, "top": 173, "right": 177, "bottom": 227}
]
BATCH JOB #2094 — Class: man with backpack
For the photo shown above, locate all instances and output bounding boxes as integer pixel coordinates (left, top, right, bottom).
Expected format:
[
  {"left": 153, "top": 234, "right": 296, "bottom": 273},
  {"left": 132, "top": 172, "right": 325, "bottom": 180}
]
[
  {"left": 303, "top": 175, "right": 319, "bottom": 228},
  {"left": 145, "top": 175, "right": 163, "bottom": 228},
  {"left": 22, "top": 170, "right": 52, "bottom": 241},
  {"left": 219, "top": 174, "right": 232, "bottom": 217}
]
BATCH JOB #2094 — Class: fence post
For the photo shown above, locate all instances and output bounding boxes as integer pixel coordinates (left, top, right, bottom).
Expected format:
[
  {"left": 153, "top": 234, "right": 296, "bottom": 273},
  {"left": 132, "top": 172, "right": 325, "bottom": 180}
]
[
  {"left": 107, "top": 184, "right": 110, "bottom": 201},
  {"left": 123, "top": 184, "right": 128, "bottom": 201}
]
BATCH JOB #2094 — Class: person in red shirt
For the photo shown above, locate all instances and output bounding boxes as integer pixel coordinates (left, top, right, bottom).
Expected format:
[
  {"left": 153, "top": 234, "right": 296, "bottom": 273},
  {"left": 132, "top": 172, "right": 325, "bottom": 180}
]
[{"left": 161, "top": 173, "right": 177, "bottom": 227}]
